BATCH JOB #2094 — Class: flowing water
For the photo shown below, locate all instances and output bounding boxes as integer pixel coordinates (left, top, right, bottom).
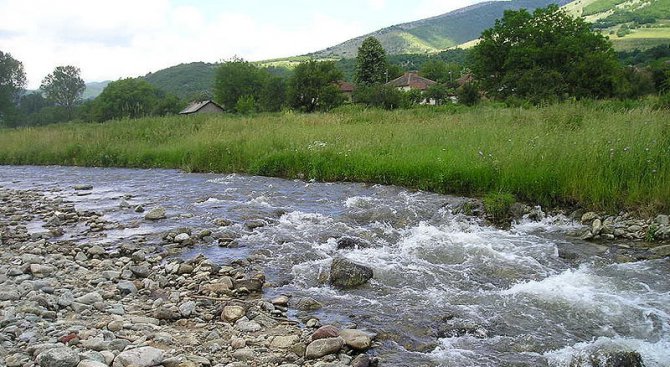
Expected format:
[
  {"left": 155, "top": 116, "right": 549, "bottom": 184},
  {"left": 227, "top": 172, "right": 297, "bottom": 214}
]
[{"left": 1, "top": 165, "right": 668, "bottom": 367}]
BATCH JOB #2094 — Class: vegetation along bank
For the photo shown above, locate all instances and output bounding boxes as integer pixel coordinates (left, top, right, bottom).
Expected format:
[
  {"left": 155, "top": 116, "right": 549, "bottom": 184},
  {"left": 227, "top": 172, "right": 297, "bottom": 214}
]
[{"left": 0, "top": 101, "right": 668, "bottom": 216}]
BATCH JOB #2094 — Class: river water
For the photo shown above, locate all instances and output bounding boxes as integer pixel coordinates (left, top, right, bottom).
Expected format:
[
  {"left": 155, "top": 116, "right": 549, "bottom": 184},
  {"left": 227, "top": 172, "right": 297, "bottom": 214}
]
[{"left": 1, "top": 165, "right": 668, "bottom": 367}]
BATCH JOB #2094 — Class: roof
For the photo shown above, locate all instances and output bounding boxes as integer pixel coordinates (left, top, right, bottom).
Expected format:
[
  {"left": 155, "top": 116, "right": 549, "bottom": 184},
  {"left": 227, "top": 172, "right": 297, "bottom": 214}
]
[
  {"left": 386, "top": 72, "right": 437, "bottom": 90},
  {"left": 337, "top": 81, "right": 356, "bottom": 93},
  {"left": 179, "top": 100, "right": 224, "bottom": 115}
]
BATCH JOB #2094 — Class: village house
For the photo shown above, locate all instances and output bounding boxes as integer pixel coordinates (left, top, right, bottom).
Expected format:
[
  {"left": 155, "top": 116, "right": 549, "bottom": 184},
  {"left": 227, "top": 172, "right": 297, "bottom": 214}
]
[
  {"left": 179, "top": 100, "right": 225, "bottom": 115},
  {"left": 336, "top": 80, "right": 356, "bottom": 101},
  {"left": 386, "top": 71, "right": 437, "bottom": 92}
]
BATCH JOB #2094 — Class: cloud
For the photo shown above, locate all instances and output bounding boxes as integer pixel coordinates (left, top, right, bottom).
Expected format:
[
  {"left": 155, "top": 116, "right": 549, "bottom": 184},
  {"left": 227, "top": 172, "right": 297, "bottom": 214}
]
[
  {"left": 412, "top": 0, "right": 483, "bottom": 19},
  {"left": 368, "top": 0, "right": 386, "bottom": 11},
  {"left": 0, "top": 0, "right": 366, "bottom": 88}
]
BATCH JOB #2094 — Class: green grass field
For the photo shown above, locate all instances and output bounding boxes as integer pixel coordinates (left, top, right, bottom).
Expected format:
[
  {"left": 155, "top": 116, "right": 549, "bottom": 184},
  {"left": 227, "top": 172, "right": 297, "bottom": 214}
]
[{"left": 1, "top": 102, "right": 668, "bottom": 213}]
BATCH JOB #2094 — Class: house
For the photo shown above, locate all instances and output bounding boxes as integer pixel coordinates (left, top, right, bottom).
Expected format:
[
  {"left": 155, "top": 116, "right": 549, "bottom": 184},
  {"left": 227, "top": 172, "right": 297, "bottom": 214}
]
[
  {"left": 386, "top": 72, "right": 437, "bottom": 91},
  {"left": 179, "top": 100, "right": 224, "bottom": 115},
  {"left": 336, "top": 81, "right": 356, "bottom": 101}
]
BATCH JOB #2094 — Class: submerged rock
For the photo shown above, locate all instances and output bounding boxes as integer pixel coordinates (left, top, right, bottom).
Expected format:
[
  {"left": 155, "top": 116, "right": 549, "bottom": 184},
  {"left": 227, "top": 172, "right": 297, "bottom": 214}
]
[
  {"left": 569, "top": 350, "right": 644, "bottom": 367},
  {"left": 144, "top": 207, "right": 166, "bottom": 220},
  {"left": 329, "top": 257, "right": 373, "bottom": 288}
]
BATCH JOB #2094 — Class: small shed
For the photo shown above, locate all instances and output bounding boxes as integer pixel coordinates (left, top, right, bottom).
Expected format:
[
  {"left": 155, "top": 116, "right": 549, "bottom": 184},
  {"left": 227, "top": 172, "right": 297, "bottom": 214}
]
[
  {"left": 179, "top": 100, "right": 224, "bottom": 115},
  {"left": 386, "top": 72, "right": 437, "bottom": 91}
]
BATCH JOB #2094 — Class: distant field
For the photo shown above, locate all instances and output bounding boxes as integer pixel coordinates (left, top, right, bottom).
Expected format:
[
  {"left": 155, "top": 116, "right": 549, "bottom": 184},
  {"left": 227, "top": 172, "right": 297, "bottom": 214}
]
[{"left": 1, "top": 102, "right": 668, "bottom": 213}]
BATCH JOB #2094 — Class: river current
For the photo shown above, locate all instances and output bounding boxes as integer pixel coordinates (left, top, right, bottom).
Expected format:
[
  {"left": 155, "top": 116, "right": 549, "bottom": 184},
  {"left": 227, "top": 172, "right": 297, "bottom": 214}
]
[{"left": 1, "top": 165, "right": 668, "bottom": 366}]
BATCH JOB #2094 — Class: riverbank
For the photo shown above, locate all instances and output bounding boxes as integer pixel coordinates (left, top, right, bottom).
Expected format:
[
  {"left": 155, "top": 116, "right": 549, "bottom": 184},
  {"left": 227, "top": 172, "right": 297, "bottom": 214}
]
[
  {"left": 0, "top": 187, "right": 378, "bottom": 367},
  {"left": 0, "top": 102, "right": 667, "bottom": 214}
]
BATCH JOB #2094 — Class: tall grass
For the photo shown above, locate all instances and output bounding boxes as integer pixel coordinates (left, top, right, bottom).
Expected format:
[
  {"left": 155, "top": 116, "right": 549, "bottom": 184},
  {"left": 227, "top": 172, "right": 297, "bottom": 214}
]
[{"left": 1, "top": 101, "right": 668, "bottom": 213}]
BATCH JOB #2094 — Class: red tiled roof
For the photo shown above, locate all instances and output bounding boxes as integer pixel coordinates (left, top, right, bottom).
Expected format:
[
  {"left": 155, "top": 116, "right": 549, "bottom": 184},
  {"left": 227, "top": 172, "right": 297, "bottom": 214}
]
[{"left": 386, "top": 72, "right": 437, "bottom": 90}]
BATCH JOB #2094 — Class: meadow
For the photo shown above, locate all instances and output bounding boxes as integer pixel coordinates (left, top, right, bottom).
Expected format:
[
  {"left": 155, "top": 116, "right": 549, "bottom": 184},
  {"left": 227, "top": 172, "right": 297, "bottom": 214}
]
[{"left": 0, "top": 101, "right": 668, "bottom": 213}]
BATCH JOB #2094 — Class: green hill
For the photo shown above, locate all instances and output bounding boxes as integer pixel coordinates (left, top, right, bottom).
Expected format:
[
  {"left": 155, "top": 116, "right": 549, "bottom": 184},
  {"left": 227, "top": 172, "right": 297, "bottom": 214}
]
[
  {"left": 82, "top": 81, "right": 110, "bottom": 100},
  {"left": 307, "top": 0, "right": 572, "bottom": 59},
  {"left": 142, "top": 62, "right": 217, "bottom": 100}
]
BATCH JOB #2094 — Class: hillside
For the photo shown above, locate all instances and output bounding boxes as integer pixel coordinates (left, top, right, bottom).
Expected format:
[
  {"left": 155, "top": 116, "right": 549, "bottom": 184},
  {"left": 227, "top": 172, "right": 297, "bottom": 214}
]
[
  {"left": 308, "top": 0, "right": 572, "bottom": 59},
  {"left": 142, "top": 62, "right": 217, "bottom": 100},
  {"left": 82, "top": 81, "right": 110, "bottom": 100},
  {"left": 564, "top": 0, "right": 670, "bottom": 51}
]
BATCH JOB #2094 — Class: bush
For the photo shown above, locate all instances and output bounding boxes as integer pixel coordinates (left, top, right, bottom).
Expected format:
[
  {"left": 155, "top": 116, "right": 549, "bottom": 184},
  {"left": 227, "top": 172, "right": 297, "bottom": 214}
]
[
  {"left": 236, "top": 95, "right": 256, "bottom": 115},
  {"left": 457, "top": 83, "right": 481, "bottom": 106},
  {"left": 353, "top": 84, "right": 403, "bottom": 110}
]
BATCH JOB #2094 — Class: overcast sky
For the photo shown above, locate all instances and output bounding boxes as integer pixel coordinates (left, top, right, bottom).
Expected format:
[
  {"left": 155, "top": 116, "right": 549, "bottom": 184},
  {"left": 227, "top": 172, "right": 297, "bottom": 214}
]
[{"left": 0, "top": 0, "right": 491, "bottom": 88}]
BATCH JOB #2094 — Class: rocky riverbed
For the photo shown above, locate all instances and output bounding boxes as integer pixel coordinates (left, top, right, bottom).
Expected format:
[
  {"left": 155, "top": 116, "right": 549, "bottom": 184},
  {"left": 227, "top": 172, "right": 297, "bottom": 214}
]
[{"left": 0, "top": 187, "right": 378, "bottom": 367}]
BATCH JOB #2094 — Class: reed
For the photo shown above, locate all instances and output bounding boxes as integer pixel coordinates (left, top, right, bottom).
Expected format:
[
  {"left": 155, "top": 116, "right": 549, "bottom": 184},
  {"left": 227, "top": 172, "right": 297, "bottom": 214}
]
[{"left": 1, "top": 101, "right": 668, "bottom": 213}]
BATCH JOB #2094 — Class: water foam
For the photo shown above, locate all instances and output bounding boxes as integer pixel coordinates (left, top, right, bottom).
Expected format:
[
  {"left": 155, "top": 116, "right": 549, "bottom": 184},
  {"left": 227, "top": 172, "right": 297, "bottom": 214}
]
[{"left": 544, "top": 336, "right": 670, "bottom": 367}]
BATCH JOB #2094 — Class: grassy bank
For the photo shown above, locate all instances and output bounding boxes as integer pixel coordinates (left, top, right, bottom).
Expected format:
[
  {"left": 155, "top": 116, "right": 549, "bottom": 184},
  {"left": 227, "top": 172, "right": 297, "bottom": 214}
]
[{"left": 0, "top": 102, "right": 668, "bottom": 213}]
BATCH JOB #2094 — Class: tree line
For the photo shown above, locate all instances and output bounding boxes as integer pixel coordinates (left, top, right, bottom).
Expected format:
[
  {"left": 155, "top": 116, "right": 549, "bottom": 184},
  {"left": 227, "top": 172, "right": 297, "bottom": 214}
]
[{"left": 2, "top": 5, "right": 670, "bottom": 127}]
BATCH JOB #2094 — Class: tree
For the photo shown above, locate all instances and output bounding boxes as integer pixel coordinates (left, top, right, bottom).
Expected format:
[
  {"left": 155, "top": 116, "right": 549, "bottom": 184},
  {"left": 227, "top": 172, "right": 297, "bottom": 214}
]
[
  {"left": 355, "top": 37, "right": 388, "bottom": 86},
  {"left": 289, "top": 60, "right": 344, "bottom": 112},
  {"left": 0, "top": 51, "right": 27, "bottom": 124},
  {"left": 92, "top": 78, "right": 180, "bottom": 122},
  {"left": 420, "top": 60, "right": 461, "bottom": 85},
  {"left": 213, "top": 58, "right": 267, "bottom": 112},
  {"left": 353, "top": 84, "right": 403, "bottom": 110},
  {"left": 40, "top": 65, "right": 86, "bottom": 119},
  {"left": 470, "top": 5, "right": 621, "bottom": 102},
  {"left": 259, "top": 76, "right": 287, "bottom": 112}
]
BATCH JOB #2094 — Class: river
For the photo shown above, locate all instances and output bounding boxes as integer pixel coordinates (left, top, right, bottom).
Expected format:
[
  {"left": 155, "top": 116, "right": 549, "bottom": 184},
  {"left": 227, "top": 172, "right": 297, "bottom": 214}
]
[{"left": 1, "top": 165, "right": 668, "bottom": 366}]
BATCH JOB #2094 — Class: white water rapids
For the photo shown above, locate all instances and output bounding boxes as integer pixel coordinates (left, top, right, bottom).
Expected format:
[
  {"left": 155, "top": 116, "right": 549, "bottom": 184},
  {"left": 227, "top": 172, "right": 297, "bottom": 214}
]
[{"left": 1, "top": 165, "right": 668, "bottom": 366}]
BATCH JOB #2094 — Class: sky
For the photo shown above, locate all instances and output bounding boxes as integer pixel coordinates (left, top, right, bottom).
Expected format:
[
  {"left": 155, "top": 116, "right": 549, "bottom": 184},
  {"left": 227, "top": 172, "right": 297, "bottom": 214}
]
[{"left": 0, "top": 0, "right": 492, "bottom": 89}]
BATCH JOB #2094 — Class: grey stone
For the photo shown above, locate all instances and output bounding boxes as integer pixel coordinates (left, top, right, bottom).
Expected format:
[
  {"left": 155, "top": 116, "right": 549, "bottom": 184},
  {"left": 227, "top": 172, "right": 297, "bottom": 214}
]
[
  {"left": 270, "top": 335, "right": 301, "bottom": 350},
  {"left": 305, "top": 337, "right": 344, "bottom": 359},
  {"left": 581, "top": 212, "right": 599, "bottom": 224},
  {"left": 74, "top": 184, "right": 93, "bottom": 191},
  {"left": 75, "top": 292, "right": 103, "bottom": 305},
  {"left": 117, "top": 280, "right": 137, "bottom": 295},
  {"left": 655, "top": 214, "right": 669, "bottom": 226},
  {"left": 329, "top": 257, "right": 373, "bottom": 288},
  {"left": 234, "top": 317, "right": 262, "bottom": 332},
  {"left": 222, "top": 305, "right": 246, "bottom": 322},
  {"left": 77, "top": 361, "right": 108, "bottom": 367},
  {"left": 179, "top": 301, "right": 196, "bottom": 317},
  {"left": 112, "top": 347, "right": 164, "bottom": 367},
  {"left": 37, "top": 347, "right": 80, "bottom": 367},
  {"left": 339, "top": 329, "right": 373, "bottom": 350},
  {"left": 174, "top": 233, "right": 190, "bottom": 242},
  {"left": 650, "top": 245, "right": 670, "bottom": 257},
  {"left": 144, "top": 207, "right": 166, "bottom": 220}
]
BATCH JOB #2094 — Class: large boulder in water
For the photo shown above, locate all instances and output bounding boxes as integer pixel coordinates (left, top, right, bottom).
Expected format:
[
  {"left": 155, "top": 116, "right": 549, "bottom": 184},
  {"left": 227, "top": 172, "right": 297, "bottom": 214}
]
[
  {"left": 570, "top": 350, "right": 644, "bottom": 367},
  {"left": 329, "top": 257, "right": 373, "bottom": 288}
]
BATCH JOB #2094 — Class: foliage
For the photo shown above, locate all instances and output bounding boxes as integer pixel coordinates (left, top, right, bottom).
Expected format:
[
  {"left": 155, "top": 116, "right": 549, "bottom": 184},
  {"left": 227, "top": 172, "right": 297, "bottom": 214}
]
[
  {"left": 1, "top": 101, "right": 668, "bottom": 213},
  {"left": 420, "top": 60, "right": 462, "bottom": 85},
  {"left": 352, "top": 84, "right": 404, "bottom": 110},
  {"left": 288, "top": 60, "right": 344, "bottom": 112},
  {"left": 144, "top": 62, "right": 216, "bottom": 100},
  {"left": 470, "top": 5, "right": 621, "bottom": 102},
  {"left": 92, "top": 78, "right": 181, "bottom": 122},
  {"left": 616, "top": 66, "right": 656, "bottom": 99},
  {"left": 457, "top": 83, "right": 481, "bottom": 106},
  {"left": 0, "top": 51, "right": 26, "bottom": 125},
  {"left": 258, "top": 76, "right": 287, "bottom": 112},
  {"left": 355, "top": 37, "right": 389, "bottom": 86},
  {"left": 425, "top": 84, "right": 451, "bottom": 105},
  {"left": 236, "top": 95, "right": 256, "bottom": 115},
  {"left": 40, "top": 65, "right": 86, "bottom": 118},
  {"left": 214, "top": 58, "right": 267, "bottom": 112},
  {"left": 483, "top": 192, "right": 516, "bottom": 223}
]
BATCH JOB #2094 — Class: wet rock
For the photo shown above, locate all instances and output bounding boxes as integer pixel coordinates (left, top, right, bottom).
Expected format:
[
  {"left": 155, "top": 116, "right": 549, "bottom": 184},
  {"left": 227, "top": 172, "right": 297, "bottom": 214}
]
[
  {"left": 134, "top": 205, "right": 144, "bottom": 213},
  {"left": 336, "top": 237, "right": 370, "bottom": 250},
  {"left": 581, "top": 212, "right": 599, "bottom": 224},
  {"left": 244, "top": 219, "right": 267, "bottom": 230},
  {"left": 233, "top": 277, "right": 264, "bottom": 292},
  {"left": 650, "top": 245, "right": 670, "bottom": 257},
  {"left": 37, "top": 347, "right": 80, "bottom": 367},
  {"left": 293, "top": 297, "right": 323, "bottom": 311},
  {"left": 305, "top": 337, "right": 344, "bottom": 359},
  {"left": 339, "top": 329, "right": 373, "bottom": 350},
  {"left": 73, "top": 185, "right": 93, "bottom": 191},
  {"left": 329, "top": 257, "right": 373, "bottom": 288},
  {"left": 174, "top": 233, "right": 191, "bottom": 243},
  {"left": 271, "top": 295, "right": 289, "bottom": 306},
  {"left": 144, "top": 207, "right": 166, "bottom": 220},
  {"left": 351, "top": 354, "right": 371, "bottom": 367},
  {"left": 112, "top": 346, "right": 164, "bottom": 367},
  {"left": 312, "top": 325, "right": 339, "bottom": 341},
  {"left": 87, "top": 246, "right": 106, "bottom": 256},
  {"left": 569, "top": 350, "right": 644, "bottom": 367}
]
